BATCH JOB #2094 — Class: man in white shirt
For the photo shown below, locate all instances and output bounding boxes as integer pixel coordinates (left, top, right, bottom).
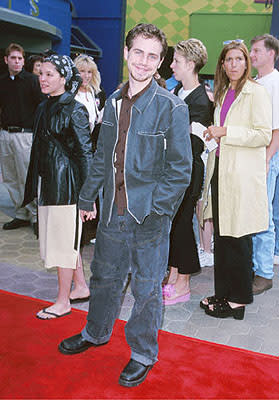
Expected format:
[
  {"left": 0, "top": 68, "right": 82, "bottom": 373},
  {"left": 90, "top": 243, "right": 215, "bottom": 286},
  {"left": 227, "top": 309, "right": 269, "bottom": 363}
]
[{"left": 250, "top": 34, "right": 279, "bottom": 294}]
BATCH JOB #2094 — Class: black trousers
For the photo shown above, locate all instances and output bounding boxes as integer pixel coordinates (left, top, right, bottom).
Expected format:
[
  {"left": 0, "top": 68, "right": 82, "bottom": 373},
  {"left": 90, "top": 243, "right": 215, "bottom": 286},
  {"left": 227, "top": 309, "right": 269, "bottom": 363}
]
[
  {"left": 211, "top": 157, "right": 253, "bottom": 304},
  {"left": 168, "top": 192, "right": 200, "bottom": 275}
]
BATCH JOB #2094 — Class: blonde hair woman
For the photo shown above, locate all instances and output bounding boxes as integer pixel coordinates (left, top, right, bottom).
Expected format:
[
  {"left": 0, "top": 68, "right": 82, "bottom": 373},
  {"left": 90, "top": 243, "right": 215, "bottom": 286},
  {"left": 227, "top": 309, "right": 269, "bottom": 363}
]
[
  {"left": 74, "top": 54, "right": 101, "bottom": 132},
  {"left": 74, "top": 55, "right": 105, "bottom": 245}
]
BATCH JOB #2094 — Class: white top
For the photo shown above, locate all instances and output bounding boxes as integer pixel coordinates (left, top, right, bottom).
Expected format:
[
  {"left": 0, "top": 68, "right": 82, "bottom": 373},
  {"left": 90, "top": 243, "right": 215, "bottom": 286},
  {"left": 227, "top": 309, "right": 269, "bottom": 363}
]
[
  {"left": 75, "top": 88, "right": 99, "bottom": 132},
  {"left": 256, "top": 69, "right": 279, "bottom": 130},
  {"left": 178, "top": 87, "right": 195, "bottom": 101}
]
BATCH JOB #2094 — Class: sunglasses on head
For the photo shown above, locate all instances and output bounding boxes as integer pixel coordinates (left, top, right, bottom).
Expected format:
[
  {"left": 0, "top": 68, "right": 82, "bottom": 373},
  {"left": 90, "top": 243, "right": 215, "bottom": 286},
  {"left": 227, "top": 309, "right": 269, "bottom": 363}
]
[{"left": 223, "top": 39, "right": 244, "bottom": 45}]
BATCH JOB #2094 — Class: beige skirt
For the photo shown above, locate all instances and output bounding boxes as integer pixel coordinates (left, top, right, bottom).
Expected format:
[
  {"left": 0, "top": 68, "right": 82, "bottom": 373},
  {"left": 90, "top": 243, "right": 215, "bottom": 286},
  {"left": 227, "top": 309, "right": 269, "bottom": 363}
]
[{"left": 38, "top": 204, "right": 82, "bottom": 269}]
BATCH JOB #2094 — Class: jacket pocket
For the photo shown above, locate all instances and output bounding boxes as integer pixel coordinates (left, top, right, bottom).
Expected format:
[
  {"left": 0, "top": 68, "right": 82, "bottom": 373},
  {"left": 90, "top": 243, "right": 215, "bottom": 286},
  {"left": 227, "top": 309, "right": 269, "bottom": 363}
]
[{"left": 134, "top": 132, "right": 165, "bottom": 174}]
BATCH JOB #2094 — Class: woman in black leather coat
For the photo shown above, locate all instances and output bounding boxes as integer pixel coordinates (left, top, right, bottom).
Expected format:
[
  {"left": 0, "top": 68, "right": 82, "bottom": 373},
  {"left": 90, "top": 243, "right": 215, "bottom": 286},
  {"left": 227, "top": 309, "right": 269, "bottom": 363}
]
[{"left": 23, "top": 55, "right": 93, "bottom": 319}]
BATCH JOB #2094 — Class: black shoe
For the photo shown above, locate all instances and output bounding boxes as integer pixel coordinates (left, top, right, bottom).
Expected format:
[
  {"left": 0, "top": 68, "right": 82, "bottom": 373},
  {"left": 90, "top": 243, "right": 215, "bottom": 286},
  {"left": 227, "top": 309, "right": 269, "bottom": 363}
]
[
  {"left": 58, "top": 333, "right": 107, "bottom": 355},
  {"left": 3, "top": 218, "right": 30, "bottom": 230},
  {"left": 200, "top": 295, "right": 226, "bottom": 310},
  {"left": 205, "top": 300, "right": 245, "bottom": 320},
  {"left": 119, "top": 359, "right": 153, "bottom": 387}
]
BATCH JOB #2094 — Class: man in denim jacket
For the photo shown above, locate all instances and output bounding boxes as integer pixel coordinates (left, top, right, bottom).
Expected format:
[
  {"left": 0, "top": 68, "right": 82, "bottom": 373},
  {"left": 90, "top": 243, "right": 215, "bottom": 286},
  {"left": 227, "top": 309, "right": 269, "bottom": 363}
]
[{"left": 59, "top": 23, "right": 192, "bottom": 387}]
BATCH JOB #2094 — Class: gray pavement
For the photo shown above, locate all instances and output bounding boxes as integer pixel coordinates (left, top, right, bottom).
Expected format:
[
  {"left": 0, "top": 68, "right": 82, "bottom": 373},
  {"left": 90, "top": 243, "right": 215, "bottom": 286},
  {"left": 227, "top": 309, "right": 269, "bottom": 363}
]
[{"left": 1, "top": 180, "right": 279, "bottom": 356}]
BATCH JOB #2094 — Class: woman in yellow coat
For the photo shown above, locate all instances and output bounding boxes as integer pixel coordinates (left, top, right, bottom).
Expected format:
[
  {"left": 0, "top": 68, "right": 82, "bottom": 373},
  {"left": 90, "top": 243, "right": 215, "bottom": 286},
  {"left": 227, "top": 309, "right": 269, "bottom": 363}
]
[{"left": 200, "top": 40, "right": 272, "bottom": 319}]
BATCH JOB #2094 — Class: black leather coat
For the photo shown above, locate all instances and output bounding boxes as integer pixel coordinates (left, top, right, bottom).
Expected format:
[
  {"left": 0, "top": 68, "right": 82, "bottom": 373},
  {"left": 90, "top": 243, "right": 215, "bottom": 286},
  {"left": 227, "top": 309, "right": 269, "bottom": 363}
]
[{"left": 23, "top": 91, "right": 93, "bottom": 207}]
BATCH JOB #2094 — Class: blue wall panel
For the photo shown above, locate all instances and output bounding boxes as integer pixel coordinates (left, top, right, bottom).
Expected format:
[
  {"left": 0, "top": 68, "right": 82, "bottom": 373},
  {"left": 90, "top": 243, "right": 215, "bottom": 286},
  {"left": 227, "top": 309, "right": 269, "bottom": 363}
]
[
  {"left": 73, "top": 1, "right": 123, "bottom": 17},
  {"left": 1, "top": 0, "right": 72, "bottom": 54},
  {"left": 1, "top": 0, "right": 126, "bottom": 95},
  {"left": 72, "top": 0, "right": 126, "bottom": 96}
]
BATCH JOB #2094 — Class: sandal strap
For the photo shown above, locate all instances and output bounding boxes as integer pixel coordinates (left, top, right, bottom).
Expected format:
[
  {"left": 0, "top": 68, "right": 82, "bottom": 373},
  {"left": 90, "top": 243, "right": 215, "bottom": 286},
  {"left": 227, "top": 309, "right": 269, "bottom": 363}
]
[
  {"left": 202, "top": 295, "right": 226, "bottom": 306},
  {"left": 211, "top": 300, "right": 230, "bottom": 312}
]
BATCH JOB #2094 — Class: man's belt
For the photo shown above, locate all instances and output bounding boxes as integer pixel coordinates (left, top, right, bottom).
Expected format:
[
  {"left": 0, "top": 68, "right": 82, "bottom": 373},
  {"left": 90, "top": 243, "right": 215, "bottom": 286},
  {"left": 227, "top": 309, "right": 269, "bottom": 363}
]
[{"left": 2, "top": 126, "right": 33, "bottom": 133}]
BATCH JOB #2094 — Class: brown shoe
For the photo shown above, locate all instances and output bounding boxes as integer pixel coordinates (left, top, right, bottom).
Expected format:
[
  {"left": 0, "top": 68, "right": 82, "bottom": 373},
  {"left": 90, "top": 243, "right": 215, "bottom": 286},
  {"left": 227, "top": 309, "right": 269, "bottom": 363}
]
[{"left": 252, "top": 275, "right": 273, "bottom": 295}]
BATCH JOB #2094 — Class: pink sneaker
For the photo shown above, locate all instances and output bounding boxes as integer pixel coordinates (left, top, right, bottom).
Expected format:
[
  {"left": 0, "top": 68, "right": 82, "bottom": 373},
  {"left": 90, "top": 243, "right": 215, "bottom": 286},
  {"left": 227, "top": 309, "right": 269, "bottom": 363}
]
[{"left": 163, "top": 285, "right": 191, "bottom": 305}]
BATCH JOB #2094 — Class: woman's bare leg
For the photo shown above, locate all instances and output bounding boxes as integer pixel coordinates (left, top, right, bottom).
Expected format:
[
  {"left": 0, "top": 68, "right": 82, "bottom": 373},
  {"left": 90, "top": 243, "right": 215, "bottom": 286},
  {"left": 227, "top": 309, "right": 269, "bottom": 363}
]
[
  {"left": 202, "top": 219, "right": 214, "bottom": 253},
  {"left": 37, "top": 267, "right": 73, "bottom": 319},
  {"left": 70, "top": 254, "right": 90, "bottom": 300},
  {"left": 165, "top": 266, "right": 178, "bottom": 285},
  {"left": 164, "top": 273, "right": 190, "bottom": 300}
]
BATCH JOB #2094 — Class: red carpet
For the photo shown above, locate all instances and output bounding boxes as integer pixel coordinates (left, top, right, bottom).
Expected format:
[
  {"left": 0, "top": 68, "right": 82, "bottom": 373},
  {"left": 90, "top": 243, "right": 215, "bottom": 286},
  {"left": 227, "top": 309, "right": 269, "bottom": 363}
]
[{"left": 1, "top": 289, "right": 279, "bottom": 399}]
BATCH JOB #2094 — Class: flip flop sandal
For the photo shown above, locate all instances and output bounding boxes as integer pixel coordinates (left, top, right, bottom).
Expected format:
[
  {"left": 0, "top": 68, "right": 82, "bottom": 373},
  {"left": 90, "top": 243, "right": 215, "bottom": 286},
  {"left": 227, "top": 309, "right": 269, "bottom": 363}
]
[{"left": 36, "top": 308, "right": 71, "bottom": 320}]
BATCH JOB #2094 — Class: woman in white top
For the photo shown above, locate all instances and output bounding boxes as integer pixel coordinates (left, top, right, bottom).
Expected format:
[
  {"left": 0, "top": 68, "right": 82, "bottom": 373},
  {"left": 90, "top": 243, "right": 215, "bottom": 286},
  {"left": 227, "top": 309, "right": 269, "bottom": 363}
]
[
  {"left": 74, "top": 54, "right": 102, "bottom": 132},
  {"left": 74, "top": 55, "right": 104, "bottom": 246}
]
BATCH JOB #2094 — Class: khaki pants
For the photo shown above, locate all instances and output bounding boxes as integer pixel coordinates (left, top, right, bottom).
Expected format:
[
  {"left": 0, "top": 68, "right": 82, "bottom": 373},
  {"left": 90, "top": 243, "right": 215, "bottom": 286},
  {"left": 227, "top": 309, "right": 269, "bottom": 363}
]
[{"left": 0, "top": 129, "right": 37, "bottom": 222}]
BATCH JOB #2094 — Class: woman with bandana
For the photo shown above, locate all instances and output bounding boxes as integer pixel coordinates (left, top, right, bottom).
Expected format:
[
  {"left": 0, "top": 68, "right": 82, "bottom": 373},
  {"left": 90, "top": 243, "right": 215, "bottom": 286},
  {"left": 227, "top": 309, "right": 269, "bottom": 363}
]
[{"left": 23, "top": 55, "right": 93, "bottom": 319}]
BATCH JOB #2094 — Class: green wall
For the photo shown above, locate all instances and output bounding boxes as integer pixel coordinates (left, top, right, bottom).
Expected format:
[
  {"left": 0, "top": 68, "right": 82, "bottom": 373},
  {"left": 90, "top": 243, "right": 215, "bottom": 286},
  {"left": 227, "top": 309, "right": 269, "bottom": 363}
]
[{"left": 190, "top": 12, "right": 272, "bottom": 75}]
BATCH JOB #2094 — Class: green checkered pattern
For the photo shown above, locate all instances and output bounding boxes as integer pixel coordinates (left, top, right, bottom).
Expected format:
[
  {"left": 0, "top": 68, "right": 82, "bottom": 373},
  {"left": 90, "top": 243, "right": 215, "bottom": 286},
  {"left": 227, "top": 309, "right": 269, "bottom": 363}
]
[
  {"left": 126, "top": 0, "right": 270, "bottom": 45},
  {"left": 123, "top": 0, "right": 271, "bottom": 79}
]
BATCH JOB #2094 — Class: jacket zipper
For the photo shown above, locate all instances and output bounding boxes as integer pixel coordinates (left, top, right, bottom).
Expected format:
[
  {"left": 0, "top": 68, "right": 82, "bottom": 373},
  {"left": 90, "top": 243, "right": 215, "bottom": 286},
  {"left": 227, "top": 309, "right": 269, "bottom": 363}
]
[
  {"left": 107, "top": 98, "right": 118, "bottom": 224},
  {"left": 123, "top": 104, "right": 140, "bottom": 223}
]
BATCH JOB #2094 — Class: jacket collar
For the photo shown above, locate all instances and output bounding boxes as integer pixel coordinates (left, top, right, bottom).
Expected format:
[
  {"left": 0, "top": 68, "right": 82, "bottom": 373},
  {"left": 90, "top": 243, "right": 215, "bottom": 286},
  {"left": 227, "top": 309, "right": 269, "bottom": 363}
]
[
  {"left": 56, "top": 91, "right": 75, "bottom": 106},
  {"left": 224, "top": 79, "right": 254, "bottom": 100},
  {"left": 216, "top": 80, "right": 256, "bottom": 125},
  {"left": 6, "top": 68, "right": 25, "bottom": 80},
  {"left": 218, "top": 79, "right": 255, "bottom": 110},
  {"left": 112, "top": 78, "right": 158, "bottom": 113},
  {"left": 239, "top": 79, "right": 255, "bottom": 94}
]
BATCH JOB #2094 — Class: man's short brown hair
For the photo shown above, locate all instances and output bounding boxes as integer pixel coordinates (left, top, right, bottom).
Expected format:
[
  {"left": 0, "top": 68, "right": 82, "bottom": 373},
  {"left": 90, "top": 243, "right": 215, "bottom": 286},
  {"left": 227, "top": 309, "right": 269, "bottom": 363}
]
[
  {"left": 5, "top": 43, "right": 25, "bottom": 57},
  {"left": 125, "top": 23, "right": 168, "bottom": 60},
  {"left": 251, "top": 34, "right": 279, "bottom": 62}
]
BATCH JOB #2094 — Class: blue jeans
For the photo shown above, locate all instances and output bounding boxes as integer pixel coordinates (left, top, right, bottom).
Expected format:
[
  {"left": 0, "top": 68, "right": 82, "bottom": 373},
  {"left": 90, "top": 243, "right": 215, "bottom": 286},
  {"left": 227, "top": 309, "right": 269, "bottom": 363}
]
[
  {"left": 273, "top": 174, "right": 279, "bottom": 256},
  {"left": 253, "top": 151, "right": 279, "bottom": 279},
  {"left": 82, "top": 205, "right": 171, "bottom": 366}
]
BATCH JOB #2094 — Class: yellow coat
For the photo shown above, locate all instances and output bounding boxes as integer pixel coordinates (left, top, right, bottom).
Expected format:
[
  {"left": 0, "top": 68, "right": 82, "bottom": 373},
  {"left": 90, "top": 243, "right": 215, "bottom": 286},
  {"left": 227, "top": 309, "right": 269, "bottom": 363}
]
[{"left": 200, "top": 80, "right": 272, "bottom": 238}]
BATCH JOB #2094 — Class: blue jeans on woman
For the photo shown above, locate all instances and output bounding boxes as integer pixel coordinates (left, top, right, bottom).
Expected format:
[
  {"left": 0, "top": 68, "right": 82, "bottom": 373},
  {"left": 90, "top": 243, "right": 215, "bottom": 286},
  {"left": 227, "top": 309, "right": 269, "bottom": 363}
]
[
  {"left": 82, "top": 205, "right": 171, "bottom": 366},
  {"left": 253, "top": 151, "right": 279, "bottom": 279}
]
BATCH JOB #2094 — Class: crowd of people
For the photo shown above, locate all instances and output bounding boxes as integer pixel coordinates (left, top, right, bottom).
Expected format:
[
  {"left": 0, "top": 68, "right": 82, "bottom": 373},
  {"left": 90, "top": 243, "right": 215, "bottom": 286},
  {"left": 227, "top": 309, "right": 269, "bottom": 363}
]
[{"left": 0, "top": 23, "right": 278, "bottom": 388}]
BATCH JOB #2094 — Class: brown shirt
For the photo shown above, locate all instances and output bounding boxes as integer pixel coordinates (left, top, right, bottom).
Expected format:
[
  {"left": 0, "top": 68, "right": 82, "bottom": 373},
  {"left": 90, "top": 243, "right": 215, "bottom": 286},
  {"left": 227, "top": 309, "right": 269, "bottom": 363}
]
[{"left": 114, "top": 81, "right": 152, "bottom": 215}]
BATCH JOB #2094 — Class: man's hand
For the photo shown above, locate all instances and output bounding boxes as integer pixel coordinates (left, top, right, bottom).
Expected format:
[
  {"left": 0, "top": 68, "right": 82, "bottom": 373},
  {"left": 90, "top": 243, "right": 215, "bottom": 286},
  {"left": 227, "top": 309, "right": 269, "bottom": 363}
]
[{"left": 80, "top": 203, "right": 97, "bottom": 222}]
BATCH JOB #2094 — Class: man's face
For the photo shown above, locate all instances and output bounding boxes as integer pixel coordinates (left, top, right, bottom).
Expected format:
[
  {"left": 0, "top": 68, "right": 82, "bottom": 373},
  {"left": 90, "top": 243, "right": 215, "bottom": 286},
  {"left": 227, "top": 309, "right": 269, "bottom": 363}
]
[
  {"left": 250, "top": 40, "right": 274, "bottom": 70},
  {"left": 4, "top": 50, "right": 24, "bottom": 76},
  {"left": 124, "top": 35, "right": 163, "bottom": 84}
]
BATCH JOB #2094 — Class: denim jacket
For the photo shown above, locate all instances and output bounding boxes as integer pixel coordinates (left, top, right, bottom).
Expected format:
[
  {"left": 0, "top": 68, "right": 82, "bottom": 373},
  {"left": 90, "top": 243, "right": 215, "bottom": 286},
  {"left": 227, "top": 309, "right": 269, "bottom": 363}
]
[{"left": 79, "top": 78, "right": 192, "bottom": 225}]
